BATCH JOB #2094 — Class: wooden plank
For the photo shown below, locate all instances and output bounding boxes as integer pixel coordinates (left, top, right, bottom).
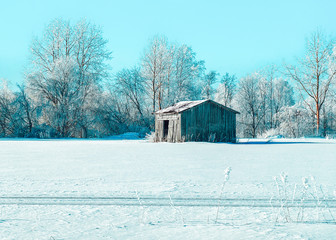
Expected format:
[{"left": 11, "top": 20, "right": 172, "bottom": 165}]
[{"left": 156, "top": 114, "right": 179, "bottom": 121}]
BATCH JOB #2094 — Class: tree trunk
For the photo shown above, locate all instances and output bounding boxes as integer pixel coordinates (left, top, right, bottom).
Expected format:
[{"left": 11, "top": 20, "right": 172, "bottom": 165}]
[{"left": 316, "top": 103, "right": 320, "bottom": 136}]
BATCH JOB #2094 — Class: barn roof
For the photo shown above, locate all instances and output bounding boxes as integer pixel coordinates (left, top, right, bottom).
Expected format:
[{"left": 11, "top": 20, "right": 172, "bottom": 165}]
[
  {"left": 155, "top": 100, "right": 207, "bottom": 114},
  {"left": 155, "top": 99, "right": 240, "bottom": 114}
]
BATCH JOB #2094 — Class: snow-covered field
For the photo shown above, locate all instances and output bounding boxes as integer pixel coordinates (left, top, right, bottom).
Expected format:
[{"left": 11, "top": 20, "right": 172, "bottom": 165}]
[{"left": 0, "top": 139, "right": 335, "bottom": 239}]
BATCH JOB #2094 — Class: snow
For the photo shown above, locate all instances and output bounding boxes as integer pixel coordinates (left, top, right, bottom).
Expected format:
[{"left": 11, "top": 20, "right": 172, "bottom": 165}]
[
  {"left": 0, "top": 139, "right": 335, "bottom": 239},
  {"left": 155, "top": 100, "right": 208, "bottom": 114}
]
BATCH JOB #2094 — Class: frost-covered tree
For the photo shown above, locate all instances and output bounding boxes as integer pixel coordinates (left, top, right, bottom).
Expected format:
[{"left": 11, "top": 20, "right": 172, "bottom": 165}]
[
  {"left": 141, "top": 36, "right": 171, "bottom": 112},
  {"left": 258, "top": 76, "right": 269, "bottom": 133},
  {"left": 26, "top": 19, "right": 112, "bottom": 137},
  {"left": 234, "top": 74, "right": 265, "bottom": 138},
  {"left": 171, "top": 44, "right": 200, "bottom": 103},
  {"left": 255, "top": 66, "right": 294, "bottom": 132},
  {"left": 214, "top": 73, "right": 236, "bottom": 107},
  {"left": 202, "top": 70, "right": 218, "bottom": 99},
  {"left": 276, "top": 103, "right": 314, "bottom": 138},
  {"left": 285, "top": 30, "right": 336, "bottom": 135},
  {"left": 142, "top": 36, "right": 202, "bottom": 111},
  {"left": 29, "top": 57, "right": 81, "bottom": 137},
  {"left": 233, "top": 70, "right": 295, "bottom": 138},
  {"left": 0, "top": 79, "right": 16, "bottom": 136},
  {"left": 272, "top": 78, "right": 295, "bottom": 128}
]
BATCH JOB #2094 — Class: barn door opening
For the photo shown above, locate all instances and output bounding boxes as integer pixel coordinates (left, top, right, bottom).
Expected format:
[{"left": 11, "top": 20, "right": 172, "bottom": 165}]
[{"left": 163, "top": 120, "right": 169, "bottom": 139}]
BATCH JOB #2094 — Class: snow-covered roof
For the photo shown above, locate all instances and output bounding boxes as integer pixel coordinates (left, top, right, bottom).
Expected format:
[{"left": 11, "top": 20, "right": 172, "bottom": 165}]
[
  {"left": 155, "top": 99, "right": 240, "bottom": 114},
  {"left": 155, "top": 100, "right": 208, "bottom": 114}
]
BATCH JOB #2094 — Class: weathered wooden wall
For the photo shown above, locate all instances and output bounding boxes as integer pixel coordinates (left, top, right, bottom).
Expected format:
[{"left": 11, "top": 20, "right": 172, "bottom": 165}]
[
  {"left": 155, "top": 114, "right": 181, "bottom": 142},
  {"left": 180, "top": 101, "right": 237, "bottom": 142}
]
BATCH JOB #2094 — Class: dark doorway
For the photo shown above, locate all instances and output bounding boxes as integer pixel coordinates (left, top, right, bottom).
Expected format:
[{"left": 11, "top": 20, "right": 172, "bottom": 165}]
[{"left": 163, "top": 120, "right": 169, "bottom": 139}]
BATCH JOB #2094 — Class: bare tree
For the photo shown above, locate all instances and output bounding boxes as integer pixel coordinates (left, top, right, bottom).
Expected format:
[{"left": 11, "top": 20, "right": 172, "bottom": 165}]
[
  {"left": 15, "top": 85, "right": 37, "bottom": 135},
  {"left": 114, "top": 67, "right": 150, "bottom": 127},
  {"left": 285, "top": 30, "right": 336, "bottom": 135}
]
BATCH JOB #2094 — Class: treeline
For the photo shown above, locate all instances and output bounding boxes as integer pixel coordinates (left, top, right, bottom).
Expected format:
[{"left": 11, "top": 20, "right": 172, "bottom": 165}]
[{"left": 0, "top": 19, "right": 336, "bottom": 138}]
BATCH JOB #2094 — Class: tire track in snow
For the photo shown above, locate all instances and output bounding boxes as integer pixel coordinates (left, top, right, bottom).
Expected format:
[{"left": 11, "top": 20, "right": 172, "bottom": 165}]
[{"left": 0, "top": 196, "right": 335, "bottom": 208}]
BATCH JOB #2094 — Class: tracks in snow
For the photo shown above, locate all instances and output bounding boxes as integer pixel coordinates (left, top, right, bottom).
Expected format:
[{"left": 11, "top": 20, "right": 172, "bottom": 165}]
[{"left": 0, "top": 196, "right": 335, "bottom": 208}]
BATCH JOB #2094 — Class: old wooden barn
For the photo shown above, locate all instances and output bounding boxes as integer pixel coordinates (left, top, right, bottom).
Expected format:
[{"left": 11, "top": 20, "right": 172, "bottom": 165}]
[{"left": 154, "top": 99, "right": 239, "bottom": 143}]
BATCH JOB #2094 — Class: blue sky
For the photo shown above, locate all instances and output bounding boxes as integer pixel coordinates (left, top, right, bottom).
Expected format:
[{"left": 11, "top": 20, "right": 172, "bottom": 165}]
[{"left": 1, "top": 0, "right": 335, "bottom": 87}]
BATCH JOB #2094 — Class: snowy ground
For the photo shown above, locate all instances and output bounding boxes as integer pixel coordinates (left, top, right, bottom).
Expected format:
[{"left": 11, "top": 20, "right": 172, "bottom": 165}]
[{"left": 0, "top": 138, "right": 335, "bottom": 239}]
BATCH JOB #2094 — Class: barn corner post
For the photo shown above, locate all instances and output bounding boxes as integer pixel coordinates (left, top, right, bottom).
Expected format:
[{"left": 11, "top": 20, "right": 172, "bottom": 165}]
[
  {"left": 154, "top": 113, "right": 164, "bottom": 142},
  {"left": 154, "top": 114, "right": 159, "bottom": 142}
]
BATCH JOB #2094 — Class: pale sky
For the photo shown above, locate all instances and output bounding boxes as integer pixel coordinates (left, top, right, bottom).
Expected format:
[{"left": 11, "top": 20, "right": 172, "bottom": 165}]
[{"left": 1, "top": 0, "right": 336, "bottom": 87}]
